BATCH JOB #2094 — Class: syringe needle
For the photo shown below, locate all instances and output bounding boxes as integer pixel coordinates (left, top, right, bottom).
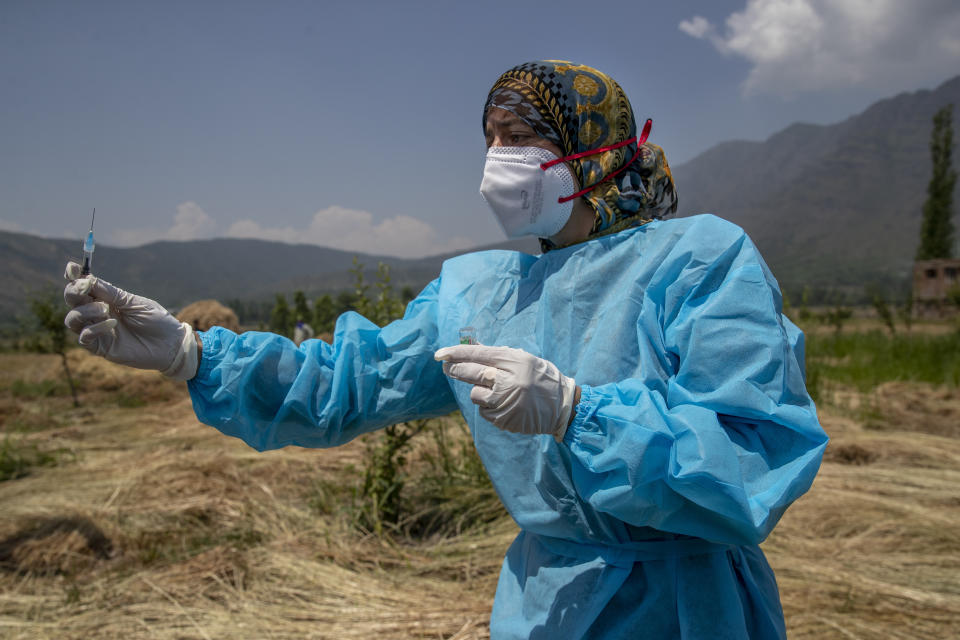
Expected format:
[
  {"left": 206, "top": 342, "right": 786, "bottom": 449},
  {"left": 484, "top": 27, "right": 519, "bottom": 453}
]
[{"left": 81, "top": 208, "right": 96, "bottom": 276}]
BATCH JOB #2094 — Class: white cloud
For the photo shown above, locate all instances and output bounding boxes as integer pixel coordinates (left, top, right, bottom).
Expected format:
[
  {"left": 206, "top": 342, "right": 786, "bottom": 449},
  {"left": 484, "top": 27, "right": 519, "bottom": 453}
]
[
  {"left": 678, "top": 15, "right": 712, "bottom": 39},
  {"left": 166, "top": 201, "right": 216, "bottom": 241},
  {"left": 226, "top": 205, "right": 474, "bottom": 258},
  {"left": 110, "top": 201, "right": 217, "bottom": 246},
  {"left": 0, "top": 218, "right": 23, "bottom": 233},
  {"left": 109, "top": 202, "right": 473, "bottom": 257},
  {"left": 680, "top": 0, "right": 960, "bottom": 96}
]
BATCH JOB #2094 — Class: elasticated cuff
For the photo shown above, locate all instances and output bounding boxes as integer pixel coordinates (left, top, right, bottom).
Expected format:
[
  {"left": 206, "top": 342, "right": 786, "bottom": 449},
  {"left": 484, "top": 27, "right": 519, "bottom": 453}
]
[
  {"left": 190, "top": 327, "right": 223, "bottom": 385},
  {"left": 561, "top": 383, "right": 596, "bottom": 448}
]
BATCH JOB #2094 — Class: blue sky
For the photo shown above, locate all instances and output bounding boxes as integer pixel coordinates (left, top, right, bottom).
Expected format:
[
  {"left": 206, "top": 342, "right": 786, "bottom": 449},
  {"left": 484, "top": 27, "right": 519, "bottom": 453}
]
[{"left": 3, "top": 0, "right": 959, "bottom": 257}]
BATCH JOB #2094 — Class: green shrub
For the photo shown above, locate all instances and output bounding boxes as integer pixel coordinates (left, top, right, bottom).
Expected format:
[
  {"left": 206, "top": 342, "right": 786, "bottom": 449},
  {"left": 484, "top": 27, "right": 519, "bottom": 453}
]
[
  {"left": 306, "top": 417, "right": 503, "bottom": 540},
  {"left": 301, "top": 258, "right": 502, "bottom": 540},
  {"left": 358, "top": 420, "right": 427, "bottom": 535},
  {"left": 401, "top": 418, "right": 502, "bottom": 539}
]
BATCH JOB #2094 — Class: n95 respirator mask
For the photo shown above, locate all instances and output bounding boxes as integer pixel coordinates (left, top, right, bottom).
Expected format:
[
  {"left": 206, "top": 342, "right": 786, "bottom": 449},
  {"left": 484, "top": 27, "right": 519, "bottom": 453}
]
[{"left": 479, "top": 146, "right": 576, "bottom": 238}]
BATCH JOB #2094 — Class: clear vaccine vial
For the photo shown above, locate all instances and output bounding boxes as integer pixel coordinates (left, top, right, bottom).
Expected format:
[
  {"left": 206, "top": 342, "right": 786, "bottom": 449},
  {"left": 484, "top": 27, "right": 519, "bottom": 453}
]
[
  {"left": 457, "top": 326, "right": 481, "bottom": 448},
  {"left": 459, "top": 326, "right": 478, "bottom": 345}
]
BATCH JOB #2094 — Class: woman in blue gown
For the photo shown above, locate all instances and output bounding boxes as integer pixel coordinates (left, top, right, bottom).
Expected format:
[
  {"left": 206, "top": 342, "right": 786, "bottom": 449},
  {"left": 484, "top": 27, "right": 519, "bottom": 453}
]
[{"left": 64, "top": 60, "right": 827, "bottom": 639}]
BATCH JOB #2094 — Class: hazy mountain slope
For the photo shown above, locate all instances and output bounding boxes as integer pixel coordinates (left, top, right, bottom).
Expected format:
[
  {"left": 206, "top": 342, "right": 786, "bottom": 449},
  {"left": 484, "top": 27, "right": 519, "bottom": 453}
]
[
  {"left": 673, "top": 76, "right": 960, "bottom": 298},
  {"left": 0, "top": 230, "right": 538, "bottom": 326}
]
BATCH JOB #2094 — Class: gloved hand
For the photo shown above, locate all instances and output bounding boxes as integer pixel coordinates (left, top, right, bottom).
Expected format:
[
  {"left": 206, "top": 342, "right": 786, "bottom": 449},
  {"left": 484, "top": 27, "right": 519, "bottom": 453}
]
[
  {"left": 435, "top": 344, "right": 578, "bottom": 442},
  {"left": 62, "top": 262, "right": 199, "bottom": 381}
]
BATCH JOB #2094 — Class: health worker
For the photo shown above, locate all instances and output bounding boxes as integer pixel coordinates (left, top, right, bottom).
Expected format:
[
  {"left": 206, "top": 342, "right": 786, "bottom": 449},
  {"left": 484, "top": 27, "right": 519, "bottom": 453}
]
[{"left": 63, "top": 60, "right": 828, "bottom": 639}]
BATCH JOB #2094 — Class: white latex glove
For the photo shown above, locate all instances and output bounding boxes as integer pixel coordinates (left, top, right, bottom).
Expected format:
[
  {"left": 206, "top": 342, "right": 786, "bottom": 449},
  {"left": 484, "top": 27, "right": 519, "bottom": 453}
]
[
  {"left": 435, "top": 344, "right": 577, "bottom": 442},
  {"left": 62, "top": 262, "right": 198, "bottom": 381}
]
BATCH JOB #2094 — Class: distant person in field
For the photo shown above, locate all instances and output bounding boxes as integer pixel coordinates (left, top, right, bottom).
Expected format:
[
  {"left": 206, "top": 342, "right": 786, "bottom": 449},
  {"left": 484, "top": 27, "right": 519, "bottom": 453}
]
[
  {"left": 293, "top": 319, "right": 314, "bottom": 346},
  {"left": 63, "top": 60, "right": 827, "bottom": 639}
]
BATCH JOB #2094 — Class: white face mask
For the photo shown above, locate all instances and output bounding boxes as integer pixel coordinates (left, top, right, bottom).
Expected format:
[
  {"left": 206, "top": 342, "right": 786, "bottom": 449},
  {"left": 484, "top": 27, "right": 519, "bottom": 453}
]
[{"left": 479, "top": 146, "right": 575, "bottom": 238}]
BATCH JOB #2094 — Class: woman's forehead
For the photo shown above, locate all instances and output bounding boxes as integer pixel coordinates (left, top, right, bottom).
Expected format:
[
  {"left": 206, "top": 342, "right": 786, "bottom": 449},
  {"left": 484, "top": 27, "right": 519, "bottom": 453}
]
[{"left": 485, "top": 108, "right": 531, "bottom": 129}]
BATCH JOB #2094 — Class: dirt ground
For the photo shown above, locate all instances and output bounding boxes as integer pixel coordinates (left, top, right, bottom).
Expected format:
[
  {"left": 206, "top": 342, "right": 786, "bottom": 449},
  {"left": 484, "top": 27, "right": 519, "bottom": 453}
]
[{"left": 1, "top": 352, "right": 958, "bottom": 639}]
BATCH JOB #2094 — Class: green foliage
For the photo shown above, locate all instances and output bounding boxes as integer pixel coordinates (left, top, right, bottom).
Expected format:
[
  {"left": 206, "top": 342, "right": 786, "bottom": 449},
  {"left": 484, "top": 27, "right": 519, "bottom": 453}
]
[
  {"left": 798, "top": 286, "right": 812, "bottom": 323},
  {"left": 116, "top": 392, "right": 147, "bottom": 408},
  {"left": 804, "top": 352, "right": 822, "bottom": 405},
  {"left": 293, "top": 290, "right": 311, "bottom": 323},
  {"left": 312, "top": 294, "right": 336, "bottom": 333},
  {"left": 269, "top": 293, "right": 293, "bottom": 338},
  {"left": 948, "top": 285, "right": 960, "bottom": 308},
  {"left": 349, "top": 256, "right": 370, "bottom": 318},
  {"left": 347, "top": 257, "right": 404, "bottom": 328},
  {"left": 359, "top": 421, "right": 427, "bottom": 536},
  {"left": 898, "top": 296, "right": 914, "bottom": 332},
  {"left": 820, "top": 306, "right": 853, "bottom": 334},
  {"left": 306, "top": 418, "right": 501, "bottom": 540},
  {"left": 869, "top": 290, "right": 896, "bottom": 335},
  {"left": 349, "top": 258, "right": 420, "bottom": 535},
  {"left": 0, "top": 436, "right": 72, "bottom": 482},
  {"left": 335, "top": 290, "right": 358, "bottom": 316},
  {"left": 6, "top": 410, "right": 60, "bottom": 434},
  {"left": 330, "top": 257, "right": 493, "bottom": 539},
  {"left": 916, "top": 104, "right": 956, "bottom": 260},
  {"left": 11, "top": 379, "right": 67, "bottom": 399},
  {"left": 27, "top": 291, "right": 79, "bottom": 407},
  {"left": 224, "top": 298, "right": 274, "bottom": 326},
  {"left": 806, "top": 330, "right": 960, "bottom": 392},
  {"left": 28, "top": 295, "right": 67, "bottom": 355},
  {"left": 402, "top": 419, "right": 501, "bottom": 538},
  {"left": 370, "top": 263, "right": 405, "bottom": 327}
]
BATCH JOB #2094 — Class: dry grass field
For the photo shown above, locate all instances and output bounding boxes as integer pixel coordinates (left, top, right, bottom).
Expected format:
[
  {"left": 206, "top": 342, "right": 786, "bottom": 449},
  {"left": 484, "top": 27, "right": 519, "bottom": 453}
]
[{"left": 1, "top": 345, "right": 958, "bottom": 639}]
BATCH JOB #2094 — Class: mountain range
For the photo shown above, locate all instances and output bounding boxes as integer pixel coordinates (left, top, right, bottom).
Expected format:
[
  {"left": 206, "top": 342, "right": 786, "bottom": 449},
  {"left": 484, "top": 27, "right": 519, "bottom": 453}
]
[
  {"left": 673, "top": 75, "right": 960, "bottom": 298},
  {"left": 3, "top": 75, "right": 958, "bottom": 327}
]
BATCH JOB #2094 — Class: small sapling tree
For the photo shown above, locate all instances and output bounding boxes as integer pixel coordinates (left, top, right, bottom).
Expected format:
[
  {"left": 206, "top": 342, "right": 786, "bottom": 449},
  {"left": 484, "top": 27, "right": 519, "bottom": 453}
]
[
  {"left": 29, "top": 293, "right": 80, "bottom": 407},
  {"left": 868, "top": 288, "right": 896, "bottom": 335}
]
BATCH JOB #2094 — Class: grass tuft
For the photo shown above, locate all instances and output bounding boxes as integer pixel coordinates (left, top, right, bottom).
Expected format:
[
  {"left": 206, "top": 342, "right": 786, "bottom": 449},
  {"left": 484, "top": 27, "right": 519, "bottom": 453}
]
[
  {"left": 11, "top": 379, "right": 67, "bottom": 399},
  {"left": 806, "top": 329, "right": 960, "bottom": 391},
  {"left": 0, "top": 436, "right": 73, "bottom": 482}
]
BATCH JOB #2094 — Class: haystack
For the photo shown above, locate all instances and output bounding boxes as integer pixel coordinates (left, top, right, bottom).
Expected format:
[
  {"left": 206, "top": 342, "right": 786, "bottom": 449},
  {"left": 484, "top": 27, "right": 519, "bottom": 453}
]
[{"left": 176, "top": 300, "right": 240, "bottom": 333}]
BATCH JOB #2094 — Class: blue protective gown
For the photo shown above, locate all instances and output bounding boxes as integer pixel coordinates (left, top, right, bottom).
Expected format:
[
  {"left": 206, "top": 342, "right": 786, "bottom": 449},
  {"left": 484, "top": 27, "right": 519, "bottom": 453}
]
[{"left": 188, "top": 214, "right": 827, "bottom": 639}]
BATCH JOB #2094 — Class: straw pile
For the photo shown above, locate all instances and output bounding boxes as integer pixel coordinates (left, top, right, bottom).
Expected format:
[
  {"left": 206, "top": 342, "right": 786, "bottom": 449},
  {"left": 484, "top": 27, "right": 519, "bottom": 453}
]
[
  {"left": 1, "top": 352, "right": 958, "bottom": 639},
  {"left": 175, "top": 300, "right": 240, "bottom": 333}
]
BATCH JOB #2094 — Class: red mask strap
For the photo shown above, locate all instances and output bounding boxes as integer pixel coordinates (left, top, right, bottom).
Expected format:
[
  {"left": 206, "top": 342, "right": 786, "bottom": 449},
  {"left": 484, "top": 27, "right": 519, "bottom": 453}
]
[{"left": 541, "top": 119, "right": 653, "bottom": 204}]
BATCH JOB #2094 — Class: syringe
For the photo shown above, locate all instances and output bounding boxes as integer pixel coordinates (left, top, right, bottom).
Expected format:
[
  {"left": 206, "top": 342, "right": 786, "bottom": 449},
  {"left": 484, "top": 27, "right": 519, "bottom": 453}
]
[{"left": 81, "top": 208, "right": 96, "bottom": 276}]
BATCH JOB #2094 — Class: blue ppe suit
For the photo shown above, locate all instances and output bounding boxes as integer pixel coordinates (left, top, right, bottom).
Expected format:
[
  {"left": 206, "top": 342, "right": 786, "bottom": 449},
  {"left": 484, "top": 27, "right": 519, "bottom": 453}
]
[{"left": 188, "top": 215, "right": 827, "bottom": 639}]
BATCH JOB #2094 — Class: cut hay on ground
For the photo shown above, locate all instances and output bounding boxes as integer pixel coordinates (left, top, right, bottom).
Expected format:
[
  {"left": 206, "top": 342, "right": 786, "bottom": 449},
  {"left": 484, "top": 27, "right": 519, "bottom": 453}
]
[
  {"left": 1, "top": 352, "right": 958, "bottom": 639},
  {"left": 59, "top": 350, "right": 182, "bottom": 403}
]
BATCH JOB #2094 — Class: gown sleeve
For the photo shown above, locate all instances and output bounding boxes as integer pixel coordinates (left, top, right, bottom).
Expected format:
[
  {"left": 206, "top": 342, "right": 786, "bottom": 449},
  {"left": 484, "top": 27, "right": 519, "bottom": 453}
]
[
  {"left": 562, "top": 237, "right": 829, "bottom": 546},
  {"left": 187, "top": 278, "right": 458, "bottom": 451}
]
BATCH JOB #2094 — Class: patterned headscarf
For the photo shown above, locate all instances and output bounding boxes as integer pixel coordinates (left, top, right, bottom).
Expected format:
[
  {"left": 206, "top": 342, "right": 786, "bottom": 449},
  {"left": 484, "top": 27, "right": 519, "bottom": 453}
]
[{"left": 483, "top": 60, "right": 678, "bottom": 250}]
